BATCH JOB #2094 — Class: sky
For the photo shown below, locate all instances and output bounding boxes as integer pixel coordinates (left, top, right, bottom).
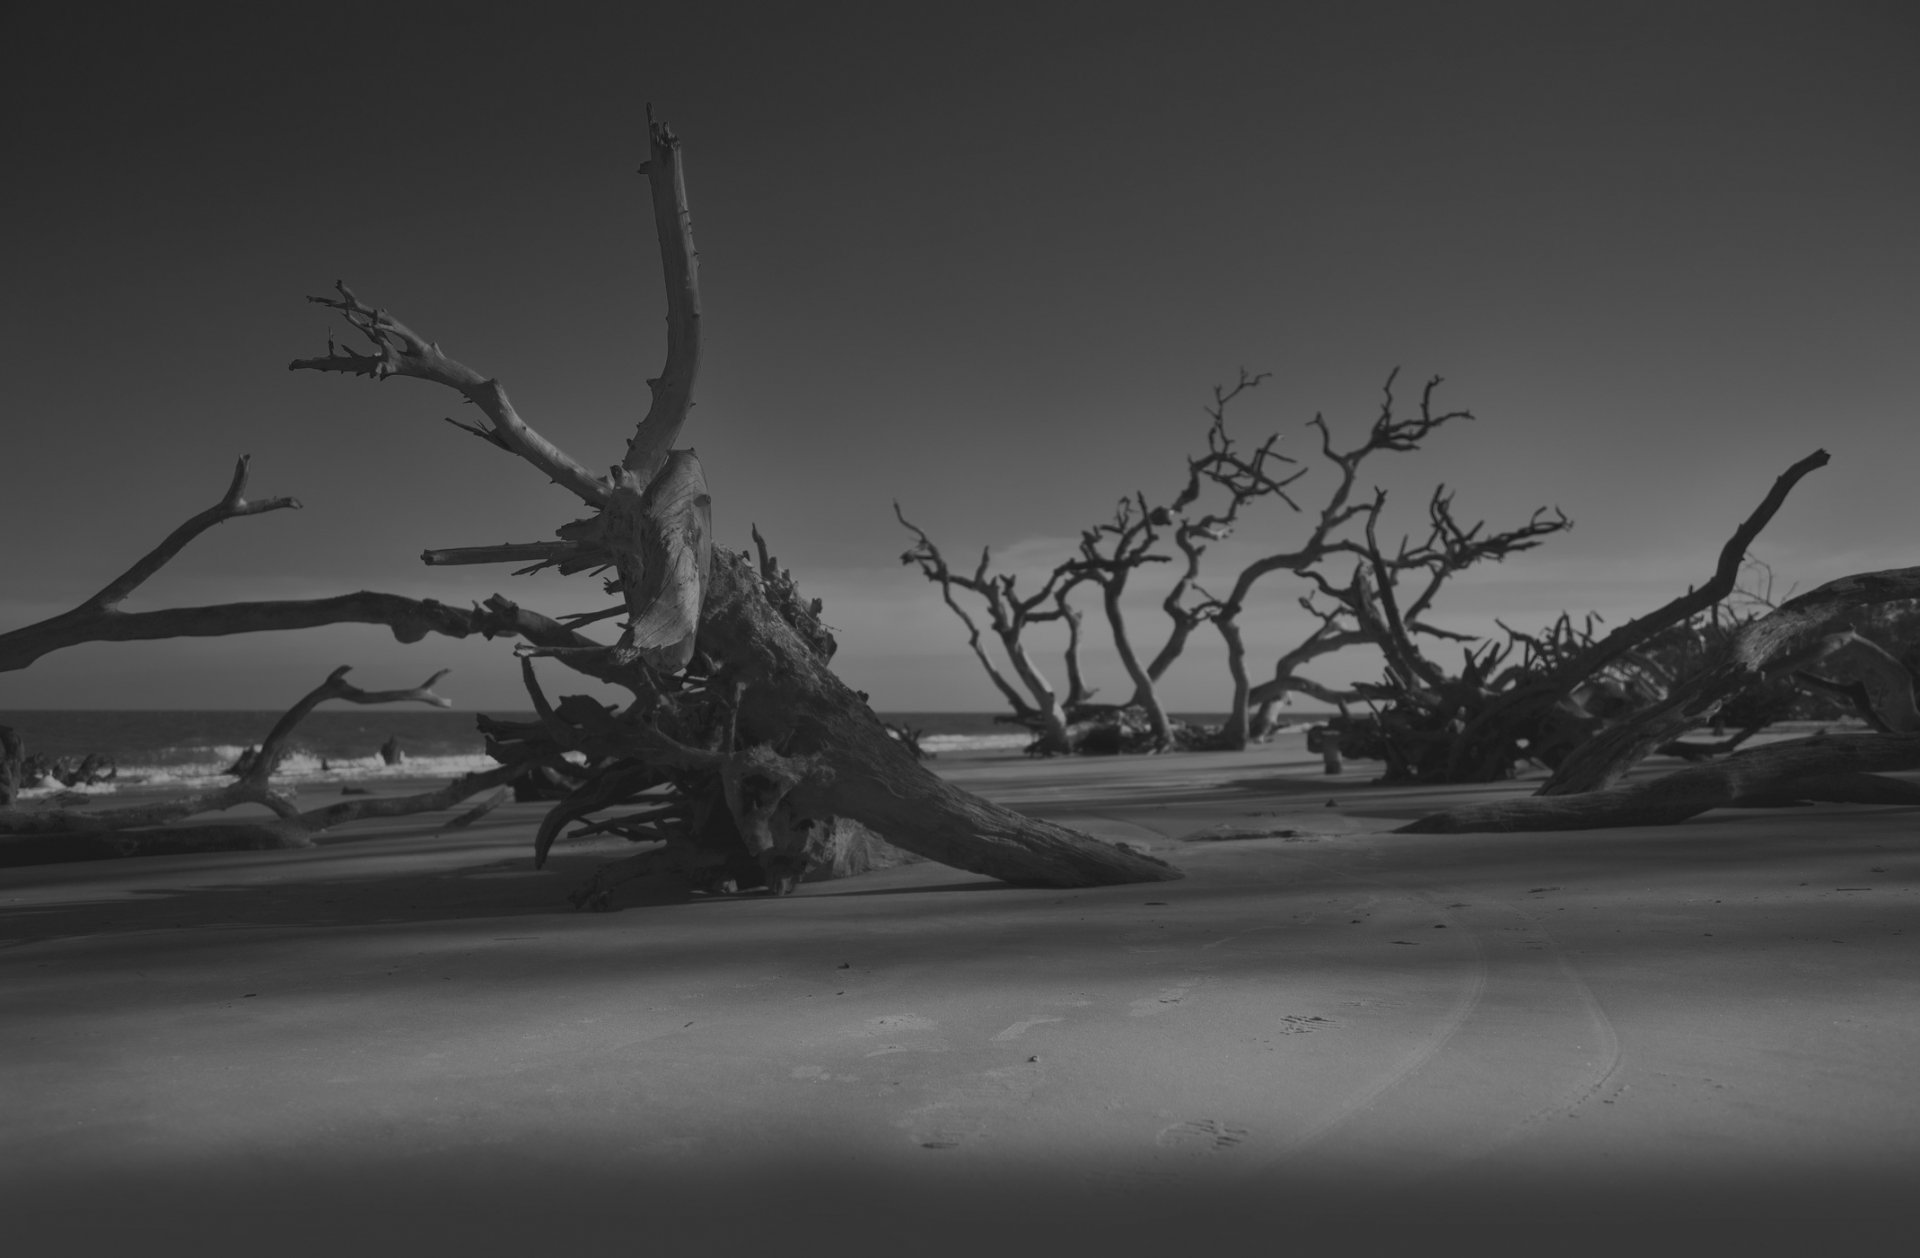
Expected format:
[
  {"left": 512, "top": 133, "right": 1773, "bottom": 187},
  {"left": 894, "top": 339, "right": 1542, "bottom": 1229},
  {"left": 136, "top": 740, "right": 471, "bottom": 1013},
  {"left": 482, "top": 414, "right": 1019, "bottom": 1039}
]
[{"left": 3, "top": 2, "right": 1915, "bottom": 713}]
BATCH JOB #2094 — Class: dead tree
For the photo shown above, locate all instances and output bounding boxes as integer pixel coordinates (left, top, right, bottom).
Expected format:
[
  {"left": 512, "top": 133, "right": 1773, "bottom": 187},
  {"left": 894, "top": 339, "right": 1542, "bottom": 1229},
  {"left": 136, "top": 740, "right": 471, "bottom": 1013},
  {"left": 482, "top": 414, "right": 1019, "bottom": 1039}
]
[
  {"left": 895, "top": 506, "right": 1088, "bottom": 754},
  {"left": 1312, "top": 451, "right": 1835, "bottom": 784},
  {"left": 1398, "top": 728, "right": 1920, "bottom": 833},
  {"left": 1066, "top": 494, "right": 1178, "bottom": 750},
  {"left": 1462, "top": 451, "right": 1832, "bottom": 788},
  {"left": 1199, "top": 372, "right": 1569, "bottom": 748},
  {"left": 290, "top": 113, "right": 1174, "bottom": 892},
  {"left": 1076, "top": 370, "right": 1305, "bottom": 751},
  {"left": 0, "top": 665, "right": 523, "bottom": 864},
  {"left": 0, "top": 112, "right": 1175, "bottom": 894},
  {"left": 1397, "top": 571, "right": 1920, "bottom": 833}
]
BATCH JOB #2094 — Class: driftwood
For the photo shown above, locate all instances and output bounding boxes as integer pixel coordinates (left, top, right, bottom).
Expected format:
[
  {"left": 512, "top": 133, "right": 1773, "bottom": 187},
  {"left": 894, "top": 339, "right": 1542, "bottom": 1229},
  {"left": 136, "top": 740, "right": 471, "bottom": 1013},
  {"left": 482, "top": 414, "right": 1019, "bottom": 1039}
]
[
  {"left": 0, "top": 666, "right": 524, "bottom": 864},
  {"left": 1397, "top": 569, "right": 1920, "bottom": 833},
  {"left": 1445, "top": 451, "right": 1832, "bottom": 785},
  {"left": 1399, "top": 732, "right": 1920, "bottom": 833},
  {"left": 1540, "top": 567, "right": 1920, "bottom": 795},
  {"left": 0, "top": 111, "right": 1171, "bottom": 892},
  {"left": 1310, "top": 451, "right": 1836, "bottom": 785},
  {"left": 287, "top": 111, "right": 1175, "bottom": 896}
]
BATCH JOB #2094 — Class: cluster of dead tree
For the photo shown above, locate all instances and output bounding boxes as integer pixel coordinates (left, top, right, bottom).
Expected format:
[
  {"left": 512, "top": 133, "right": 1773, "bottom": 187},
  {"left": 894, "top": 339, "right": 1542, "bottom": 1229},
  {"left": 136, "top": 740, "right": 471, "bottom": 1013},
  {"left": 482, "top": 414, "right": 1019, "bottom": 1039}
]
[
  {"left": 0, "top": 111, "right": 1176, "bottom": 895},
  {"left": 1312, "top": 453, "right": 1920, "bottom": 792},
  {"left": 899, "top": 370, "right": 1572, "bottom": 755},
  {"left": 3, "top": 113, "right": 1913, "bottom": 876},
  {"left": 898, "top": 370, "right": 1919, "bottom": 813}
]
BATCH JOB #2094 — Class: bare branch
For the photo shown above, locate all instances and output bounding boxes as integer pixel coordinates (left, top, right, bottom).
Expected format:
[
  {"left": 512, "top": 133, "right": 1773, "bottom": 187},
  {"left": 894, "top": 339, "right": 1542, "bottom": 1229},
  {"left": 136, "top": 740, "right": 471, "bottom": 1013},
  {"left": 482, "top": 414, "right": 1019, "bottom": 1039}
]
[
  {"left": 1534, "top": 449, "right": 1830, "bottom": 703},
  {"left": 621, "top": 105, "right": 704, "bottom": 486},
  {"left": 421, "top": 541, "right": 598, "bottom": 568},
  {"left": 237, "top": 665, "right": 453, "bottom": 791},
  {"left": 292, "top": 282, "right": 611, "bottom": 507},
  {"left": 1, "top": 664, "right": 458, "bottom": 839},
  {"left": 83, "top": 457, "right": 300, "bottom": 612},
  {"left": 1542, "top": 563, "right": 1920, "bottom": 793},
  {"left": 2, "top": 589, "right": 507, "bottom": 677},
  {"left": 1402, "top": 732, "right": 1920, "bottom": 833}
]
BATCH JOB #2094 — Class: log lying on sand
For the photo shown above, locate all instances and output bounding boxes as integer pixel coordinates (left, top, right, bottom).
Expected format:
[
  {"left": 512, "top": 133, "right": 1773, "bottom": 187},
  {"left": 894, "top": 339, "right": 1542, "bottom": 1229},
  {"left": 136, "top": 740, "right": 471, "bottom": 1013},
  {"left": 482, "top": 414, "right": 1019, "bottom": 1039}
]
[
  {"left": 1398, "top": 731, "right": 1920, "bottom": 833},
  {"left": 0, "top": 823, "right": 299, "bottom": 866}
]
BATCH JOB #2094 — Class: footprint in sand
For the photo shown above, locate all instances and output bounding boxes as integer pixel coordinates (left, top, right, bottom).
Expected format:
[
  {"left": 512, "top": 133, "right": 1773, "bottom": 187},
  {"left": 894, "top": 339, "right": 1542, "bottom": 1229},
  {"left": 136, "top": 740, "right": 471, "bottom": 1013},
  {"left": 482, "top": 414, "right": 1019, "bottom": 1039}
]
[
  {"left": 1156, "top": 1118, "right": 1250, "bottom": 1151},
  {"left": 857, "top": 1014, "right": 936, "bottom": 1036},
  {"left": 1273, "top": 1014, "right": 1339, "bottom": 1035},
  {"left": 853, "top": 1014, "right": 945, "bottom": 1056},
  {"left": 789, "top": 1064, "right": 858, "bottom": 1082},
  {"left": 991, "top": 1016, "right": 1063, "bottom": 1043},
  {"left": 1128, "top": 981, "right": 1200, "bottom": 1017}
]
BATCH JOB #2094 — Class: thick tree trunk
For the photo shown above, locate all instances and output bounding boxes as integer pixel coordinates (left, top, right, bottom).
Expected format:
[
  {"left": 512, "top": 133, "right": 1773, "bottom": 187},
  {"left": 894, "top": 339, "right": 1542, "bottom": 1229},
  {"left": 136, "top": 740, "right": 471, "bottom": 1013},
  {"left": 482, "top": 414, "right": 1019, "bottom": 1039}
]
[
  {"left": 701, "top": 551, "right": 1178, "bottom": 886},
  {"left": 1103, "top": 586, "right": 1173, "bottom": 751},
  {"left": 1400, "top": 732, "right": 1920, "bottom": 833},
  {"left": 996, "top": 630, "right": 1072, "bottom": 753},
  {"left": 1214, "top": 613, "right": 1252, "bottom": 750},
  {"left": 0, "top": 822, "right": 304, "bottom": 865},
  {"left": 1542, "top": 566, "right": 1920, "bottom": 795}
]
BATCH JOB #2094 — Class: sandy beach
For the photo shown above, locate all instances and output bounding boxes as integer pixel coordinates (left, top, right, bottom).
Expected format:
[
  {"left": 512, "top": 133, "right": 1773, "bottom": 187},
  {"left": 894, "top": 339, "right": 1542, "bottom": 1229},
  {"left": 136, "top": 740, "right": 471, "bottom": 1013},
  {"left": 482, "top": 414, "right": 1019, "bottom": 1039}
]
[{"left": 2, "top": 732, "right": 1915, "bottom": 1254}]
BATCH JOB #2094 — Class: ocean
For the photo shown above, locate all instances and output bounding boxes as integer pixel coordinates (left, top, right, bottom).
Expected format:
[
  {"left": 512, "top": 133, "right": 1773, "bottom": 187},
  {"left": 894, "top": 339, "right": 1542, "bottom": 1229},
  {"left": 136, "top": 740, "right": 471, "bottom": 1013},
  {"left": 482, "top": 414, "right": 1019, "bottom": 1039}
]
[{"left": 0, "top": 708, "right": 1326, "bottom": 801}]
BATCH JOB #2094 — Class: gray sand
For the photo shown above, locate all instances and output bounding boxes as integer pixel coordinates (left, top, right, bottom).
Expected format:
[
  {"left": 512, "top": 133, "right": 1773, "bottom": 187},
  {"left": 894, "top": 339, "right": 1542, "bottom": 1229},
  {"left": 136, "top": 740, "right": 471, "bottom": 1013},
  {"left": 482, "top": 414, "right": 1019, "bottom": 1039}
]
[{"left": 3, "top": 740, "right": 1915, "bottom": 1254}]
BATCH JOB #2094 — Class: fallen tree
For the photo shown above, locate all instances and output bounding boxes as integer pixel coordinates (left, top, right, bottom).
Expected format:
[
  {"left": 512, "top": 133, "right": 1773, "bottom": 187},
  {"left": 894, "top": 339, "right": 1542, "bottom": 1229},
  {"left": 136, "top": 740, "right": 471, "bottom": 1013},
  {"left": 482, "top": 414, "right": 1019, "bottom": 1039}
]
[
  {"left": 0, "top": 665, "right": 521, "bottom": 864},
  {"left": 1398, "top": 730, "right": 1920, "bottom": 833},
  {"left": 1399, "top": 565, "right": 1920, "bottom": 832},
  {"left": 0, "top": 111, "right": 1174, "bottom": 894},
  {"left": 0, "top": 111, "right": 1175, "bottom": 894},
  {"left": 1317, "top": 451, "right": 1834, "bottom": 783}
]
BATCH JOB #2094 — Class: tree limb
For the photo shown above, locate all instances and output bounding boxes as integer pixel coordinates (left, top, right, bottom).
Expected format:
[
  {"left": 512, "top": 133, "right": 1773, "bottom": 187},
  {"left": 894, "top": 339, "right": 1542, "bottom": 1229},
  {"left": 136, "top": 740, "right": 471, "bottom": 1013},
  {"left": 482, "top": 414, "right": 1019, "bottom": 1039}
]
[
  {"left": 1542, "top": 566, "right": 1920, "bottom": 793},
  {"left": 1400, "top": 732, "right": 1920, "bottom": 833},
  {"left": 291, "top": 282, "right": 611, "bottom": 507},
  {"left": 621, "top": 105, "right": 703, "bottom": 487},
  {"left": 1, "top": 665, "right": 459, "bottom": 840}
]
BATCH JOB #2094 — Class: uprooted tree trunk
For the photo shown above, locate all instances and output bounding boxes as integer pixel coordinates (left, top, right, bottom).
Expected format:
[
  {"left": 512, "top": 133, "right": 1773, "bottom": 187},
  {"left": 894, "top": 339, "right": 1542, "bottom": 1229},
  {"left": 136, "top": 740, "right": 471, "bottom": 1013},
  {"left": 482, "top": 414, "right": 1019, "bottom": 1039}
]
[
  {"left": 1308, "top": 450, "right": 1830, "bottom": 784},
  {"left": 1537, "top": 566, "right": 1920, "bottom": 792},
  {"left": 0, "top": 109, "right": 1176, "bottom": 896},
  {"left": 290, "top": 111, "right": 1174, "bottom": 895},
  {"left": 1400, "top": 566, "right": 1920, "bottom": 833},
  {"left": 540, "top": 545, "right": 1178, "bottom": 905},
  {"left": 1399, "top": 731, "right": 1920, "bottom": 833},
  {"left": 1431, "top": 451, "right": 1835, "bottom": 785}
]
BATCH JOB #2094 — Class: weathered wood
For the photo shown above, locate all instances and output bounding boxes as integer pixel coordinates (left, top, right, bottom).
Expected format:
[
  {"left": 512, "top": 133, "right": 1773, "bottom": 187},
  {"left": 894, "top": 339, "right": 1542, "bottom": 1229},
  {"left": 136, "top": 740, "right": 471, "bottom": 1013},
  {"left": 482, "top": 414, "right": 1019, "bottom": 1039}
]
[
  {"left": 622, "top": 108, "right": 703, "bottom": 486},
  {"left": 1541, "top": 567, "right": 1920, "bottom": 795},
  {"left": 291, "top": 285, "right": 610, "bottom": 507},
  {"left": 1399, "top": 732, "right": 1920, "bottom": 833},
  {"left": 606, "top": 450, "right": 712, "bottom": 670},
  {"left": 699, "top": 550, "right": 1180, "bottom": 886},
  {"left": 1443, "top": 450, "right": 1831, "bottom": 784},
  {"left": 0, "top": 666, "right": 524, "bottom": 861},
  {"left": 0, "top": 823, "right": 307, "bottom": 866}
]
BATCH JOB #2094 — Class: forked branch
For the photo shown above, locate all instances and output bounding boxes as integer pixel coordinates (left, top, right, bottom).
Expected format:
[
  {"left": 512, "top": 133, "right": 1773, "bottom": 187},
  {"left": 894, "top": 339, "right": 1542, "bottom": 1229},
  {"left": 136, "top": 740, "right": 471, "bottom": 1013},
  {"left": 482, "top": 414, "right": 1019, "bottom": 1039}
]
[
  {"left": 291, "top": 282, "right": 611, "bottom": 507},
  {"left": 2, "top": 665, "right": 473, "bottom": 845},
  {"left": 86, "top": 455, "right": 300, "bottom": 610}
]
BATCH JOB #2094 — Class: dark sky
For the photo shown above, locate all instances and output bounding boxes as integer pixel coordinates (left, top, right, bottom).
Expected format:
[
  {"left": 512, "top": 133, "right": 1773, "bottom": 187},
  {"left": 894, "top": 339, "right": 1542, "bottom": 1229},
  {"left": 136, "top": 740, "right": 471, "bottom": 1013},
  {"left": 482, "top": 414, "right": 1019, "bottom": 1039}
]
[{"left": 4, "top": 3, "right": 1915, "bottom": 710}]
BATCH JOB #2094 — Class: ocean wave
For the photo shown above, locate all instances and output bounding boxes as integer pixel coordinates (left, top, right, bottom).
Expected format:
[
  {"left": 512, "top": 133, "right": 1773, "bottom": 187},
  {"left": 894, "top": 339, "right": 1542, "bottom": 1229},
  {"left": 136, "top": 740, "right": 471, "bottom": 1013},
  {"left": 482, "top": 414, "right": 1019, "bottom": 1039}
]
[
  {"left": 10, "top": 751, "right": 506, "bottom": 799},
  {"left": 916, "top": 732, "right": 1035, "bottom": 753}
]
